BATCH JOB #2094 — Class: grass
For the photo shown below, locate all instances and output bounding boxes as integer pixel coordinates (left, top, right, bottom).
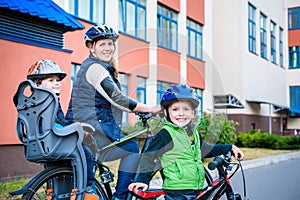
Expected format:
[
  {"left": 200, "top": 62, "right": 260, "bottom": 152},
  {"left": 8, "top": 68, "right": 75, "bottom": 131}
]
[{"left": 1, "top": 148, "right": 299, "bottom": 199}]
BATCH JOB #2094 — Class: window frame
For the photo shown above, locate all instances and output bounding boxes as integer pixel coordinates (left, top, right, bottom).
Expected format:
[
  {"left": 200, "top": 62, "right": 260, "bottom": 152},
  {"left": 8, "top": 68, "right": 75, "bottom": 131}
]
[
  {"left": 248, "top": 3, "right": 256, "bottom": 54},
  {"left": 270, "top": 20, "right": 277, "bottom": 64},
  {"left": 68, "top": 0, "right": 106, "bottom": 24},
  {"left": 187, "top": 18, "right": 203, "bottom": 60},
  {"left": 289, "top": 46, "right": 300, "bottom": 69},
  {"left": 290, "top": 86, "right": 300, "bottom": 118},
  {"left": 118, "top": 0, "right": 147, "bottom": 40},
  {"left": 157, "top": 4, "right": 178, "bottom": 51},
  {"left": 288, "top": 7, "right": 300, "bottom": 30},
  {"left": 260, "top": 12, "right": 267, "bottom": 59}
]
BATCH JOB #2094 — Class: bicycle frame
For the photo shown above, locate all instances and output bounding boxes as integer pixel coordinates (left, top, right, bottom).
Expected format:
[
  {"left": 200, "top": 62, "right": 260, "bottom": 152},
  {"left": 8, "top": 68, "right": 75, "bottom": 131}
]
[{"left": 129, "top": 152, "right": 242, "bottom": 200}]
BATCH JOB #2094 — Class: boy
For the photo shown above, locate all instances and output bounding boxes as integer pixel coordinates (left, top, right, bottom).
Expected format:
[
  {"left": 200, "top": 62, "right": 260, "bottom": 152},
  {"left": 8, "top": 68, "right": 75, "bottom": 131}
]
[
  {"left": 27, "top": 60, "right": 99, "bottom": 200},
  {"left": 128, "top": 84, "right": 245, "bottom": 200}
]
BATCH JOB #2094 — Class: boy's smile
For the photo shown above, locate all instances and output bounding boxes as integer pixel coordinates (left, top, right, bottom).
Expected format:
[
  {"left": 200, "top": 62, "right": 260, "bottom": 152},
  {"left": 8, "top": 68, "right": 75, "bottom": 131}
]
[{"left": 167, "top": 101, "right": 195, "bottom": 127}]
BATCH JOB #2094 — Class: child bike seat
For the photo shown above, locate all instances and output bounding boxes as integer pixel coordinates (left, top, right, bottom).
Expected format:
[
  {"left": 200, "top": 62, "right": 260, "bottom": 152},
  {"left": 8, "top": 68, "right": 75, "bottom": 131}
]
[{"left": 13, "top": 80, "right": 88, "bottom": 194}]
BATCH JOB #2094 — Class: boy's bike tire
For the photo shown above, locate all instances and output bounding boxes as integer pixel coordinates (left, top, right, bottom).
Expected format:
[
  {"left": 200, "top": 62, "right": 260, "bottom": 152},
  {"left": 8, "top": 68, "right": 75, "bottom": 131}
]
[{"left": 22, "top": 166, "right": 108, "bottom": 200}]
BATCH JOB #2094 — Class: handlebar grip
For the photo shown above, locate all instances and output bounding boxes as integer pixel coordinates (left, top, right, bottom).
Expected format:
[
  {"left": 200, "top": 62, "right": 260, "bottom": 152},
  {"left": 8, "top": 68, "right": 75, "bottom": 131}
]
[{"left": 208, "top": 156, "right": 224, "bottom": 170}]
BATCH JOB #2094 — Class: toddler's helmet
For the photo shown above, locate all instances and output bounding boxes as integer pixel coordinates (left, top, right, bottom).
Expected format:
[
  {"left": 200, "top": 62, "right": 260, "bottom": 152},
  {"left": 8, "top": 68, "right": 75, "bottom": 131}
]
[
  {"left": 160, "top": 84, "right": 199, "bottom": 109},
  {"left": 27, "top": 60, "right": 66, "bottom": 81},
  {"left": 84, "top": 24, "right": 119, "bottom": 47}
]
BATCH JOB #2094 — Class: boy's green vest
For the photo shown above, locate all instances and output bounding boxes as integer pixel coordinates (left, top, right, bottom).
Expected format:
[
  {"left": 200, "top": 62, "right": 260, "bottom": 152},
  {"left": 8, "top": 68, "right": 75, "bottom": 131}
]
[{"left": 160, "top": 122, "right": 205, "bottom": 190}]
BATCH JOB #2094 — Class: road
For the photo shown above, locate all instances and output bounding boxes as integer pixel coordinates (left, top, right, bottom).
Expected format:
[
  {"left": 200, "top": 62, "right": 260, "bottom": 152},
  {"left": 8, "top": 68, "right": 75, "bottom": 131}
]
[{"left": 222, "top": 158, "right": 300, "bottom": 200}]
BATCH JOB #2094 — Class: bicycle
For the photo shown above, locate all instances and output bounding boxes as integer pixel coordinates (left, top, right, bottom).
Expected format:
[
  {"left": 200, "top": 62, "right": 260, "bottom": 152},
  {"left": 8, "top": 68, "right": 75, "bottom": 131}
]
[
  {"left": 10, "top": 80, "right": 243, "bottom": 200},
  {"left": 129, "top": 151, "right": 246, "bottom": 200}
]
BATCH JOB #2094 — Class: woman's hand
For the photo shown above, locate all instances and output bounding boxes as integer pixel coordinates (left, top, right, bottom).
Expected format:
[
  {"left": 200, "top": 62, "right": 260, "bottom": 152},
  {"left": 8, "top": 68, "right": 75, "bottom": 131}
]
[
  {"left": 128, "top": 182, "right": 148, "bottom": 191},
  {"left": 231, "top": 145, "right": 245, "bottom": 161},
  {"left": 151, "top": 105, "right": 162, "bottom": 114}
]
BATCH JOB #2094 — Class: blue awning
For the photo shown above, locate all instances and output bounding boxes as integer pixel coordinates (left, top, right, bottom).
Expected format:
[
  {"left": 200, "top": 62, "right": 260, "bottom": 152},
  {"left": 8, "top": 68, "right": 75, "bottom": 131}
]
[{"left": 0, "top": 0, "right": 84, "bottom": 31}]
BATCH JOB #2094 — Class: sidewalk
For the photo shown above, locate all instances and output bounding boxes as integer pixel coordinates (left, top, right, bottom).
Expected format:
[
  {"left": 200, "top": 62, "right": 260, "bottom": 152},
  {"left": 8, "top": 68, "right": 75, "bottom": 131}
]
[{"left": 240, "top": 151, "right": 300, "bottom": 170}]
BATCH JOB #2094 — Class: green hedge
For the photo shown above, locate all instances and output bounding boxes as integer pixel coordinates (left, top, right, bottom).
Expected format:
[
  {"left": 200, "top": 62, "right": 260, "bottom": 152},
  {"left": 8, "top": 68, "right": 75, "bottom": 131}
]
[{"left": 236, "top": 131, "right": 300, "bottom": 150}]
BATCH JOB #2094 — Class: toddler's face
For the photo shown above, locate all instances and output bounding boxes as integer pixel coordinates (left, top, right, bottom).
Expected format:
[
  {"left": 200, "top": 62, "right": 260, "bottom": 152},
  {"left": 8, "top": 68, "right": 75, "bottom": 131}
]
[
  {"left": 38, "top": 75, "right": 62, "bottom": 94},
  {"left": 167, "top": 100, "right": 195, "bottom": 127}
]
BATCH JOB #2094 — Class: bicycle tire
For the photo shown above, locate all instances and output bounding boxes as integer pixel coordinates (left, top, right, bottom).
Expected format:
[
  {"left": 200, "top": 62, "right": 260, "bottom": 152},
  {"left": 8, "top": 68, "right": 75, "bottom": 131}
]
[{"left": 22, "top": 166, "right": 108, "bottom": 200}]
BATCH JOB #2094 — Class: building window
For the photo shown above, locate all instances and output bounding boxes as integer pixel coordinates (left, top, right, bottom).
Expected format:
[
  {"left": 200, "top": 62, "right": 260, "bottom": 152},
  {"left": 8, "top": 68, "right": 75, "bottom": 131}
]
[
  {"left": 290, "top": 86, "right": 300, "bottom": 117},
  {"left": 68, "top": 0, "right": 105, "bottom": 24},
  {"left": 137, "top": 76, "right": 146, "bottom": 104},
  {"left": 71, "top": 63, "right": 81, "bottom": 89},
  {"left": 187, "top": 18, "right": 203, "bottom": 60},
  {"left": 157, "top": 4, "right": 178, "bottom": 51},
  {"left": 193, "top": 87, "right": 203, "bottom": 115},
  {"left": 289, "top": 46, "right": 300, "bottom": 69},
  {"left": 270, "top": 21, "right": 276, "bottom": 64},
  {"left": 157, "top": 81, "right": 172, "bottom": 104},
  {"left": 288, "top": 7, "right": 300, "bottom": 29},
  {"left": 260, "top": 13, "right": 267, "bottom": 59},
  {"left": 248, "top": 3, "right": 256, "bottom": 54},
  {"left": 118, "top": 0, "right": 146, "bottom": 40},
  {"left": 119, "top": 73, "right": 129, "bottom": 124},
  {"left": 279, "top": 28, "right": 284, "bottom": 68}
]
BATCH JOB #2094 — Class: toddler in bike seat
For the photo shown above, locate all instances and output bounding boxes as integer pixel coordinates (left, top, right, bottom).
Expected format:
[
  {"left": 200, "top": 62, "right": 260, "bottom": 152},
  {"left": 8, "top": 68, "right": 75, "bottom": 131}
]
[
  {"left": 27, "top": 60, "right": 100, "bottom": 200},
  {"left": 128, "top": 84, "right": 245, "bottom": 199}
]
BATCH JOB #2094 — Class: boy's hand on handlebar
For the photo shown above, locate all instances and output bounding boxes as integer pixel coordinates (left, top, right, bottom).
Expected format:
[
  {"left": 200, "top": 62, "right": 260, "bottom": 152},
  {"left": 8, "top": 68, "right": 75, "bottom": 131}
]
[
  {"left": 231, "top": 145, "right": 245, "bottom": 161},
  {"left": 128, "top": 182, "right": 148, "bottom": 192}
]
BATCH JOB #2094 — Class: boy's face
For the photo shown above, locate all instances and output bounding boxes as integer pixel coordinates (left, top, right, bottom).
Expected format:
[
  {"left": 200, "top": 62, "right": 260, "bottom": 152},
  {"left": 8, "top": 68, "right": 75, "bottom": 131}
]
[
  {"left": 167, "top": 100, "right": 195, "bottom": 127},
  {"left": 37, "top": 75, "right": 62, "bottom": 94}
]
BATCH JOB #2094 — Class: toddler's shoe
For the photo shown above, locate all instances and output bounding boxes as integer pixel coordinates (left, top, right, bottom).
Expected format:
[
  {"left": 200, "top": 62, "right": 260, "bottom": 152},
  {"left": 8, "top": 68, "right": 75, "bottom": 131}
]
[{"left": 84, "top": 188, "right": 100, "bottom": 200}]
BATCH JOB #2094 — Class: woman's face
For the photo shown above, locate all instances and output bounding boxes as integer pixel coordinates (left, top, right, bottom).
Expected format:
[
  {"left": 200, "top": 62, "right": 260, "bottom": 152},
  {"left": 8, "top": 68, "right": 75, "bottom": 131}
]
[{"left": 92, "top": 38, "right": 115, "bottom": 62}]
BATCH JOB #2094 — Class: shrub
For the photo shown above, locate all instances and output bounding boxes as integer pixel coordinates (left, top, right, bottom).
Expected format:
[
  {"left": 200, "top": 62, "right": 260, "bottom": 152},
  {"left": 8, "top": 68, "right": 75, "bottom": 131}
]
[
  {"left": 197, "top": 112, "right": 237, "bottom": 144},
  {"left": 236, "top": 131, "right": 300, "bottom": 150}
]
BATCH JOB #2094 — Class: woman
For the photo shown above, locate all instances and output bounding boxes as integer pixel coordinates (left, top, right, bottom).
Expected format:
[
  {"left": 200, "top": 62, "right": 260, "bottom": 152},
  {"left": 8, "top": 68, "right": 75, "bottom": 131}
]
[{"left": 65, "top": 24, "right": 160, "bottom": 200}]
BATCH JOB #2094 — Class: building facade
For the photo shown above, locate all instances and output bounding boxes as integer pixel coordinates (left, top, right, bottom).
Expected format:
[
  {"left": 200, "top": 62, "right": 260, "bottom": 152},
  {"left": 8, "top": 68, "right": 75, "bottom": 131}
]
[{"left": 0, "top": 0, "right": 299, "bottom": 179}]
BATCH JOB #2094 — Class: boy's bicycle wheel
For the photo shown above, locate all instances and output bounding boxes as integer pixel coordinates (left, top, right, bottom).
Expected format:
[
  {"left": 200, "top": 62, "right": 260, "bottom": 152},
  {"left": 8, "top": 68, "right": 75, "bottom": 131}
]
[{"left": 22, "top": 166, "right": 107, "bottom": 200}]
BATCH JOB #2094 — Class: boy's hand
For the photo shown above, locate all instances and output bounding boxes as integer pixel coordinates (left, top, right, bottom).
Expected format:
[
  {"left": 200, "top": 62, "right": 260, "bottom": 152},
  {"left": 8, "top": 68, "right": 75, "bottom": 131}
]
[
  {"left": 128, "top": 182, "right": 148, "bottom": 191},
  {"left": 231, "top": 145, "right": 245, "bottom": 161}
]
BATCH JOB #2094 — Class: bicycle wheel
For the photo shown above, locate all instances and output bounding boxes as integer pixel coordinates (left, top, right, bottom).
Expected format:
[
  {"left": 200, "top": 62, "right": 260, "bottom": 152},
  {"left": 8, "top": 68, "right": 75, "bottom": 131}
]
[{"left": 22, "top": 166, "right": 108, "bottom": 200}]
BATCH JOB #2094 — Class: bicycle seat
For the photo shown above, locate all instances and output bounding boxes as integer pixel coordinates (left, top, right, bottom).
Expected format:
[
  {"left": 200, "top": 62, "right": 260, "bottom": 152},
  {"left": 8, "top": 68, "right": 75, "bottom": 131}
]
[{"left": 13, "top": 80, "right": 88, "bottom": 191}]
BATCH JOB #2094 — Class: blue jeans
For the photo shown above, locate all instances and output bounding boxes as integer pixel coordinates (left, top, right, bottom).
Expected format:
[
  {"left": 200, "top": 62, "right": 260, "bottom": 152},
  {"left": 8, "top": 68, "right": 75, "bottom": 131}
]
[
  {"left": 165, "top": 190, "right": 199, "bottom": 200},
  {"left": 95, "top": 133, "right": 139, "bottom": 199},
  {"left": 82, "top": 145, "right": 96, "bottom": 187}
]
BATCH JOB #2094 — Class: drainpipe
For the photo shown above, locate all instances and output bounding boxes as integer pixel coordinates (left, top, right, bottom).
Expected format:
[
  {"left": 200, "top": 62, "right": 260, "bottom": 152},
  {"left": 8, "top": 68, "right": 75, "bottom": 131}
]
[{"left": 269, "top": 103, "right": 272, "bottom": 134}]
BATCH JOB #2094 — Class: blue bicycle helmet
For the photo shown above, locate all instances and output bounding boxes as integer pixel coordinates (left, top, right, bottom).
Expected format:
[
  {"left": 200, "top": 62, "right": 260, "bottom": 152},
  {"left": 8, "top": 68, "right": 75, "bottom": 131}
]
[
  {"left": 161, "top": 84, "right": 199, "bottom": 109},
  {"left": 84, "top": 24, "right": 119, "bottom": 47}
]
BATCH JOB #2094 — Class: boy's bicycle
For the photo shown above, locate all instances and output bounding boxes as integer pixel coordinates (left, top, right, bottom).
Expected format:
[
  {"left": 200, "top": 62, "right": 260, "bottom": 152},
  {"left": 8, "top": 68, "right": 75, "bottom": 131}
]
[
  {"left": 129, "top": 151, "right": 246, "bottom": 200},
  {"left": 10, "top": 80, "right": 245, "bottom": 200}
]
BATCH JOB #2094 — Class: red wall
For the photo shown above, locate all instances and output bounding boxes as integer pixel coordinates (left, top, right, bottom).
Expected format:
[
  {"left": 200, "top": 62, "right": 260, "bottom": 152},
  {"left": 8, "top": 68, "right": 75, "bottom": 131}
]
[
  {"left": 288, "top": 29, "right": 300, "bottom": 47},
  {"left": 0, "top": 39, "right": 72, "bottom": 145},
  {"left": 158, "top": 0, "right": 180, "bottom": 11},
  {"left": 187, "top": 0, "right": 205, "bottom": 24}
]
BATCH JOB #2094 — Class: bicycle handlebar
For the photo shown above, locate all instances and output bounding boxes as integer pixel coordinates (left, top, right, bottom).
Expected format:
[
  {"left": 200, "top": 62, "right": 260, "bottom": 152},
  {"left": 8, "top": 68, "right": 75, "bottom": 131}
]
[{"left": 208, "top": 151, "right": 232, "bottom": 170}]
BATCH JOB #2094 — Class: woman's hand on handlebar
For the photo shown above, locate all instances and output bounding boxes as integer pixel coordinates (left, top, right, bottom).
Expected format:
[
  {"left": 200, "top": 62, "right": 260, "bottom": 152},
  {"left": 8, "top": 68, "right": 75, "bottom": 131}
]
[
  {"left": 128, "top": 182, "right": 148, "bottom": 192},
  {"left": 150, "top": 105, "right": 162, "bottom": 114},
  {"left": 231, "top": 145, "right": 245, "bottom": 161}
]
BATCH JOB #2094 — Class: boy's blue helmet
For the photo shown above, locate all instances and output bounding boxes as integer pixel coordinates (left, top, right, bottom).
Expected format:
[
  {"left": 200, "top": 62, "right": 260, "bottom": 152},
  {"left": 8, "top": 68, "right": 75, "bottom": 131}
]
[
  {"left": 84, "top": 24, "right": 119, "bottom": 47},
  {"left": 160, "top": 84, "right": 199, "bottom": 109}
]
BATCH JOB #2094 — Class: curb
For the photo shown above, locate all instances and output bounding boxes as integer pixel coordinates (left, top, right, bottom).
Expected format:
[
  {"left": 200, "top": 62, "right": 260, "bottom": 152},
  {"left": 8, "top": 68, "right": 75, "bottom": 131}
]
[{"left": 240, "top": 151, "right": 300, "bottom": 170}]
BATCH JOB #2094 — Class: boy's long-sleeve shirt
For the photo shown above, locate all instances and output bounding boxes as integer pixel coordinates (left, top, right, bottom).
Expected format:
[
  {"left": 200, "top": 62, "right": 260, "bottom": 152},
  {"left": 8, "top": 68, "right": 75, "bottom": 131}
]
[{"left": 135, "top": 125, "right": 232, "bottom": 185}]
